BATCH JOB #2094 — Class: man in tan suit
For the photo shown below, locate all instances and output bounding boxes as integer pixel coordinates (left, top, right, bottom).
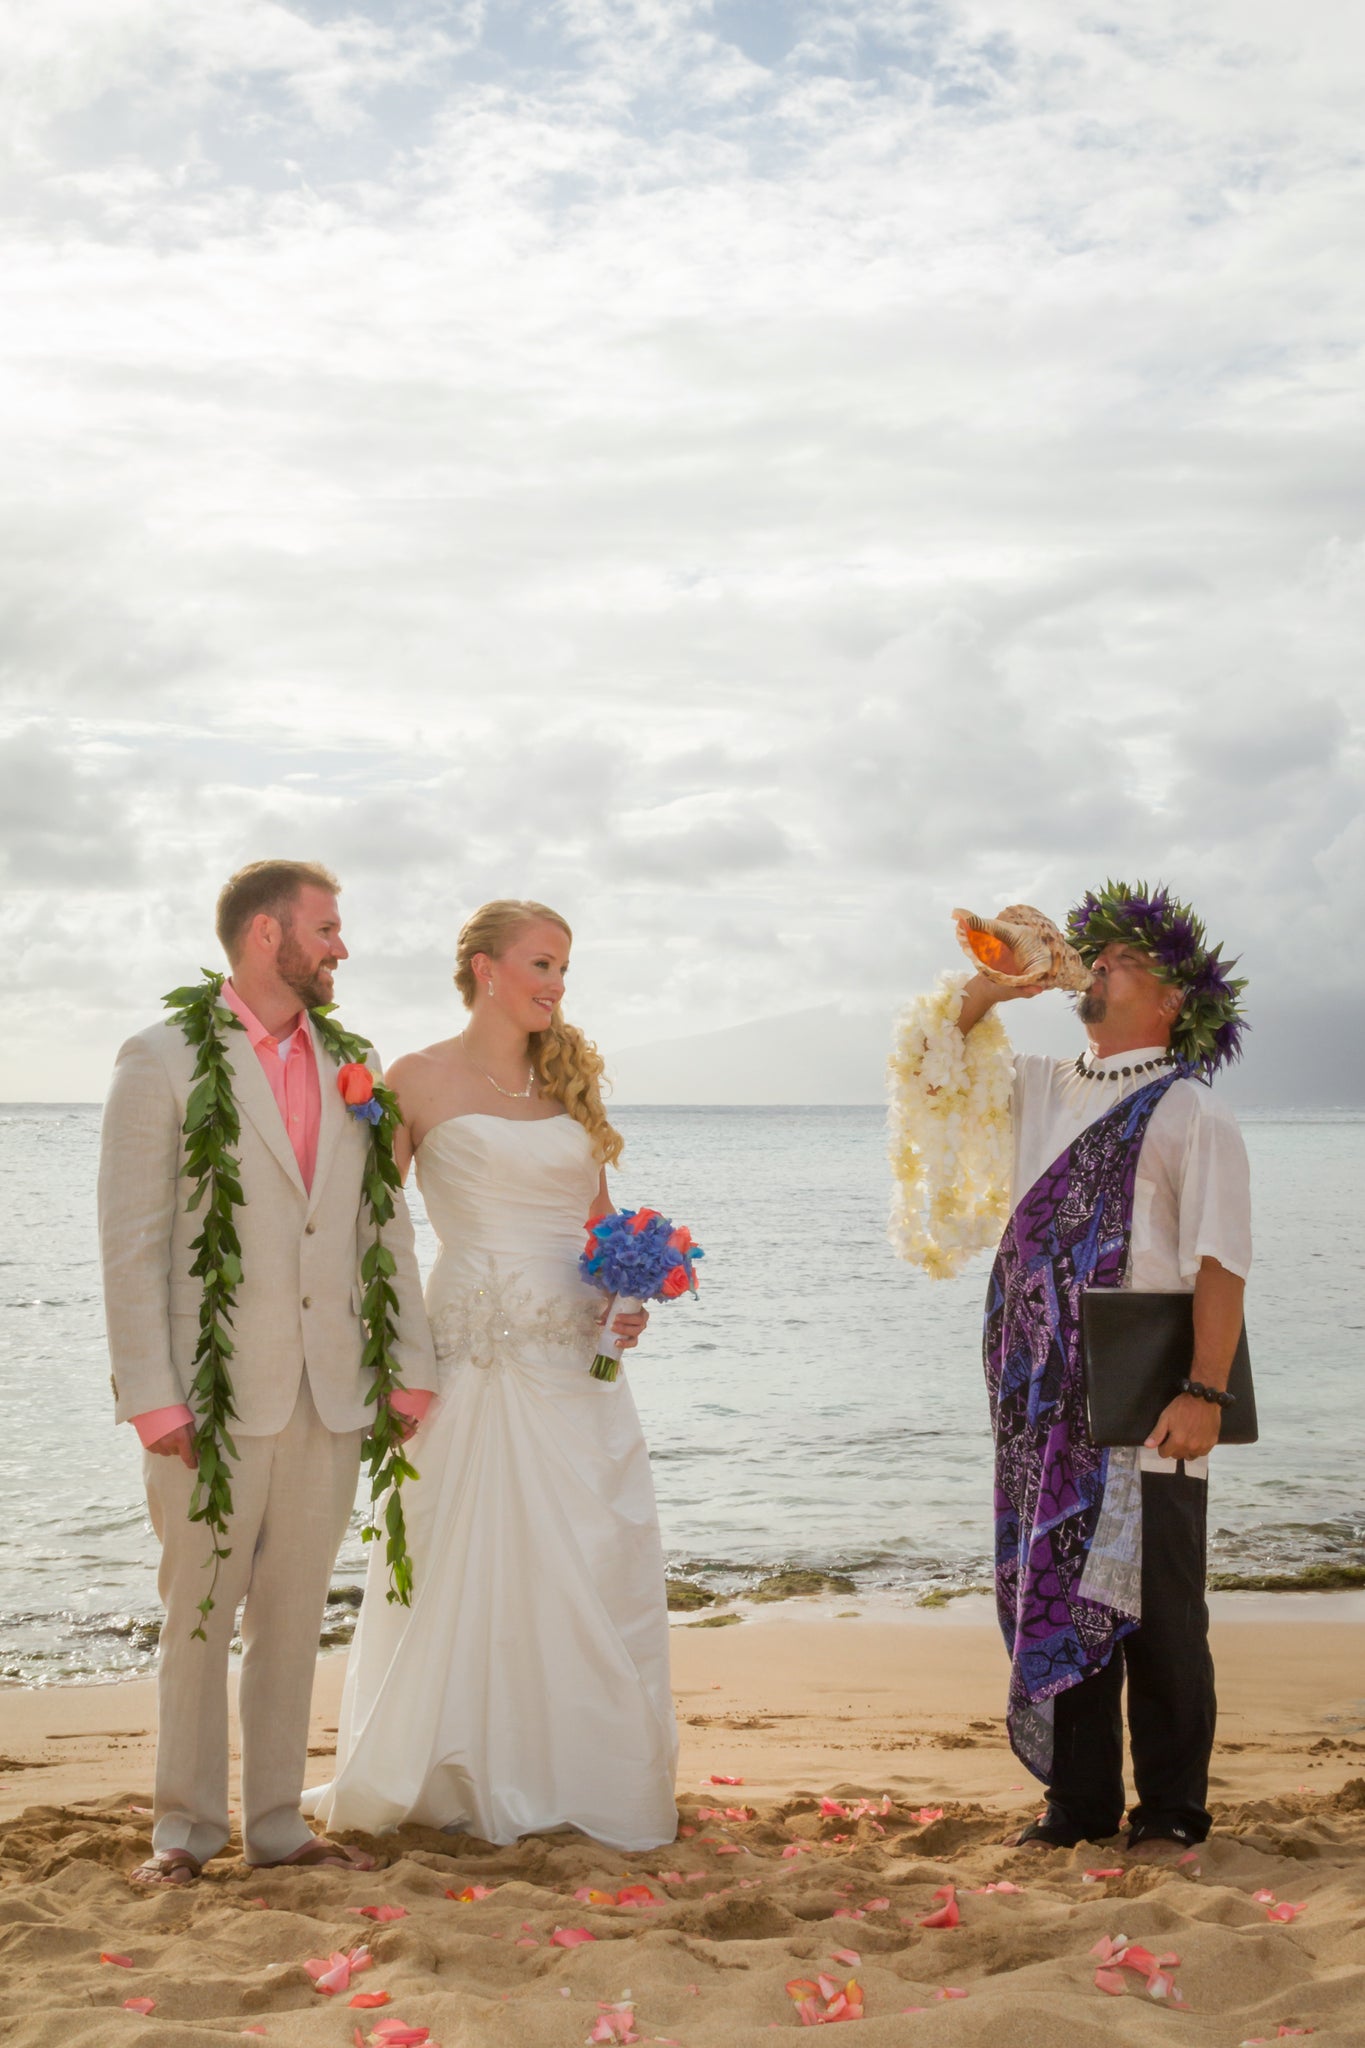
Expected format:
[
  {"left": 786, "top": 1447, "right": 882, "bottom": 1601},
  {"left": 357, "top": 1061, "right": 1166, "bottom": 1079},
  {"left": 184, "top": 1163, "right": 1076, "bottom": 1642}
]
[{"left": 99, "top": 860, "right": 438, "bottom": 1885}]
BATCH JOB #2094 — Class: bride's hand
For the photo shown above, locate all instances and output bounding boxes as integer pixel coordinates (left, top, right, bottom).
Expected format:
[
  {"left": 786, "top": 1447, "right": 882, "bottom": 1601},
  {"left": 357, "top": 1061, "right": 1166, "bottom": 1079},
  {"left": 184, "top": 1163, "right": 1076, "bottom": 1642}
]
[{"left": 606, "top": 1306, "right": 650, "bottom": 1351}]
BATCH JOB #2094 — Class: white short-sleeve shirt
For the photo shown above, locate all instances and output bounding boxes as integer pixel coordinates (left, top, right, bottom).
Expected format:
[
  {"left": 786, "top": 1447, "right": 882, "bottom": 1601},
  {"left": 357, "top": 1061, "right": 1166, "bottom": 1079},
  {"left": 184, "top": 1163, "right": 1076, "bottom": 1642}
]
[{"left": 1011, "top": 1045, "right": 1253, "bottom": 1478}]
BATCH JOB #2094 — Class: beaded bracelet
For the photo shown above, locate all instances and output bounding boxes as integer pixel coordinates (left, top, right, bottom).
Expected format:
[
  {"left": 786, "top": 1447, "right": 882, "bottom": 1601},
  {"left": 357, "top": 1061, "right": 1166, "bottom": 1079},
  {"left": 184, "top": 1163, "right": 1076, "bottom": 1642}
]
[{"left": 1179, "top": 1377, "right": 1236, "bottom": 1409}]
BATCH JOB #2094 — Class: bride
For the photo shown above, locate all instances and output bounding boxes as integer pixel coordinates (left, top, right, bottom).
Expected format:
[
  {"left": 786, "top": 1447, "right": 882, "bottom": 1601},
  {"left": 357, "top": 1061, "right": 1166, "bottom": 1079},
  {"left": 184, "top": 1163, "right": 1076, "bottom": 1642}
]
[{"left": 307, "top": 900, "right": 679, "bottom": 1851}]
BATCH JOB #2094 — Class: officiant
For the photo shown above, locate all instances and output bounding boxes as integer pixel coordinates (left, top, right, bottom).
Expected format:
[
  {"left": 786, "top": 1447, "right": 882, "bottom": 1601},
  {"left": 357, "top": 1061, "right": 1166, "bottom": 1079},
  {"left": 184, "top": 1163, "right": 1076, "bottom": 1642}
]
[{"left": 888, "top": 883, "right": 1251, "bottom": 1854}]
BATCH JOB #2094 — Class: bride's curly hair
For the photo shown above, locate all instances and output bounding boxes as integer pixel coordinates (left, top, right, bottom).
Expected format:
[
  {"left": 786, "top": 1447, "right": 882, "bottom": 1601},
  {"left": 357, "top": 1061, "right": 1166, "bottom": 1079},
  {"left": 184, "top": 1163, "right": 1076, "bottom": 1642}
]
[{"left": 454, "top": 899, "right": 624, "bottom": 1168}]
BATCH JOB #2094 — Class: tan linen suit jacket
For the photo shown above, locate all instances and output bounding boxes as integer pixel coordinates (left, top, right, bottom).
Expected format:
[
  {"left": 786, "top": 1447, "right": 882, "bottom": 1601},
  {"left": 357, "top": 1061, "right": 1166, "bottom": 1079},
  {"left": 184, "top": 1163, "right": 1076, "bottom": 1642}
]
[{"left": 99, "top": 1013, "right": 437, "bottom": 1433}]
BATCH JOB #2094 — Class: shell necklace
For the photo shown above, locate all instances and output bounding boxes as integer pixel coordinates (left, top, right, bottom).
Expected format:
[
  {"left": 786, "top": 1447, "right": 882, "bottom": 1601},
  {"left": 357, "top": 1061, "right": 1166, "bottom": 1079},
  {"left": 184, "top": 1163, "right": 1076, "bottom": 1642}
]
[
  {"left": 1074, "top": 1051, "right": 1176, "bottom": 1081},
  {"left": 460, "top": 1031, "right": 536, "bottom": 1100}
]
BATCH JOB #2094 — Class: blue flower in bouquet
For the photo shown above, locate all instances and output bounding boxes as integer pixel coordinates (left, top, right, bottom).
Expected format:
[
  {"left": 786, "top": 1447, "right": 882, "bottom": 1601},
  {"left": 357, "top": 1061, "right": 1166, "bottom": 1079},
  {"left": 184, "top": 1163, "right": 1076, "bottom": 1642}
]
[{"left": 579, "top": 1207, "right": 703, "bottom": 1303}]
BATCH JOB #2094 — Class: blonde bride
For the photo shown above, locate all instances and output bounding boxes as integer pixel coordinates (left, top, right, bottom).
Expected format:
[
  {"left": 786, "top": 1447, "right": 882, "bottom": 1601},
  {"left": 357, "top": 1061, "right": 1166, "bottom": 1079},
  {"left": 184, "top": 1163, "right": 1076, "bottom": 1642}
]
[{"left": 306, "top": 901, "right": 678, "bottom": 1851}]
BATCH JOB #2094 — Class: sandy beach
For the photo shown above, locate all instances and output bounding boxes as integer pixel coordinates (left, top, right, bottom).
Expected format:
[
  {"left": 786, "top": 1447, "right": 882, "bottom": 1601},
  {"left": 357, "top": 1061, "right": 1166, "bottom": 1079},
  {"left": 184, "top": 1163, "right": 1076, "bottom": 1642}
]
[{"left": 2, "top": 1597, "right": 1362, "bottom": 2045}]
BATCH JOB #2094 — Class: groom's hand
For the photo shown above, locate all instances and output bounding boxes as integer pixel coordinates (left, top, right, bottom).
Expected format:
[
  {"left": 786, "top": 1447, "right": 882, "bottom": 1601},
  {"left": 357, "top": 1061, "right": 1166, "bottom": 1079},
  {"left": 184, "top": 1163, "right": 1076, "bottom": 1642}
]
[{"left": 148, "top": 1423, "right": 197, "bottom": 1469}]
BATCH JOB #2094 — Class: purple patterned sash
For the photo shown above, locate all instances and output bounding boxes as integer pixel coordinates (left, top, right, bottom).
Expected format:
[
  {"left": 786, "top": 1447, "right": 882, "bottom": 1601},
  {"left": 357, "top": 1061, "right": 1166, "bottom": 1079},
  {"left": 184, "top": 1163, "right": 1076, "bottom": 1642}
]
[{"left": 984, "top": 1074, "right": 1178, "bottom": 1779}]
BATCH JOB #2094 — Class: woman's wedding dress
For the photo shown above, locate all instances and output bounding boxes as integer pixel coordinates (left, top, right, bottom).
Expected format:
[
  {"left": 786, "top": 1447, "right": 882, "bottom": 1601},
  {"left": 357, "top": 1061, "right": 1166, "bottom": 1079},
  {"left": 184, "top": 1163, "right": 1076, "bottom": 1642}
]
[{"left": 306, "top": 1113, "right": 679, "bottom": 1850}]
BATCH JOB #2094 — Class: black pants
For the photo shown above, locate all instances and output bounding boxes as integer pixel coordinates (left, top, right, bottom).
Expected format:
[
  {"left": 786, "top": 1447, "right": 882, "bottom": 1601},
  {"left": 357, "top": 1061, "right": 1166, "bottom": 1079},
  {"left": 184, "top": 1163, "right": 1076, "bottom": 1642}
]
[{"left": 1046, "top": 1470, "right": 1216, "bottom": 1842}]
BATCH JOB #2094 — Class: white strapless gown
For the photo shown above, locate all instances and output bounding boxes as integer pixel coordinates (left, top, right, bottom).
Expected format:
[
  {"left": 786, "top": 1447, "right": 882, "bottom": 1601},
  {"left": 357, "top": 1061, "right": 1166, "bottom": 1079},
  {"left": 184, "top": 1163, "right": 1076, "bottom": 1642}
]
[{"left": 305, "top": 1114, "right": 679, "bottom": 1850}]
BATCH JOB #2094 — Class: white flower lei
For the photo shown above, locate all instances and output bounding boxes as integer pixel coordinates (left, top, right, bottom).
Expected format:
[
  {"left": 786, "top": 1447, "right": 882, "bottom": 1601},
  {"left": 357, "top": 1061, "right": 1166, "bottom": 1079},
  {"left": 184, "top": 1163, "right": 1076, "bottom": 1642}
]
[{"left": 886, "top": 970, "right": 1014, "bottom": 1279}]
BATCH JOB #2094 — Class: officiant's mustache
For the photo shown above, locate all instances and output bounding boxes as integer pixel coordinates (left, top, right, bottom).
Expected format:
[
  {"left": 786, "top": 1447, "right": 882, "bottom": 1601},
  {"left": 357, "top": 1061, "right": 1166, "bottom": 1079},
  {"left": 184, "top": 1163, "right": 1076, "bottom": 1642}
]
[{"left": 1077, "top": 967, "right": 1108, "bottom": 1024}]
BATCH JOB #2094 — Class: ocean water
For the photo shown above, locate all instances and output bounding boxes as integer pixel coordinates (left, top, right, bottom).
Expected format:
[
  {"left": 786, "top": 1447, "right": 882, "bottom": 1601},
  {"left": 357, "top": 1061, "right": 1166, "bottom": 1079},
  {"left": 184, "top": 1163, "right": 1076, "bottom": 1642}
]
[{"left": 1, "top": 1102, "right": 1362, "bottom": 1684}]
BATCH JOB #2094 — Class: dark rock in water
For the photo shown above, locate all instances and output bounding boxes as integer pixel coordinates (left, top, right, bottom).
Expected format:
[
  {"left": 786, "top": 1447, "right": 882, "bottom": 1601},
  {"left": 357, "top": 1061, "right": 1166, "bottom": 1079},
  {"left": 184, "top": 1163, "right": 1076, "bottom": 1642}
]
[
  {"left": 319, "top": 1588, "right": 363, "bottom": 1647},
  {"left": 688, "top": 1611, "right": 742, "bottom": 1628},
  {"left": 666, "top": 1578, "right": 716, "bottom": 1610},
  {"left": 1207, "top": 1563, "right": 1365, "bottom": 1592},
  {"left": 748, "top": 1570, "right": 857, "bottom": 1603},
  {"left": 104, "top": 1616, "right": 162, "bottom": 1652}
]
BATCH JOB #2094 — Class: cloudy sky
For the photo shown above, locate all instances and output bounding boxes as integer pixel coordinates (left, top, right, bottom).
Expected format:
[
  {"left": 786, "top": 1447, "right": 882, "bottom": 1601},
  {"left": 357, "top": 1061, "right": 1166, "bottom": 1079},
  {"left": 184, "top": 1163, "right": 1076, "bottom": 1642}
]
[{"left": 3, "top": 0, "right": 1362, "bottom": 1102}]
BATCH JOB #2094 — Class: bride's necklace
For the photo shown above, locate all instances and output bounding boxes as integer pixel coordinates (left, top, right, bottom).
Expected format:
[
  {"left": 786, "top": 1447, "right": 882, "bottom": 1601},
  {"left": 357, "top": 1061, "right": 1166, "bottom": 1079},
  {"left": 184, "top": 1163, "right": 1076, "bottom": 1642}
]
[{"left": 460, "top": 1031, "right": 536, "bottom": 1100}]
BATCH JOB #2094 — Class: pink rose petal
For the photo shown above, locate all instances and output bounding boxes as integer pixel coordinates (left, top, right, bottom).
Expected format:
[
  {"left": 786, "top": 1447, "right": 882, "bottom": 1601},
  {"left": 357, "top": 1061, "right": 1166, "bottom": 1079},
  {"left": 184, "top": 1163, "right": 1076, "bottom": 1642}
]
[
  {"left": 549, "top": 1927, "right": 597, "bottom": 1948},
  {"left": 920, "top": 1884, "right": 960, "bottom": 1929},
  {"left": 350, "top": 1905, "right": 408, "bottom": 1922},
  {"left": 935, "top": 1986, "right": 968, "bottom": 2000},
  {"left": 831, "top": 1948, "right": 861, "bottom": 1966},
  {"left": 123, "top": 2000, "right": 156, "bottom": 2015},
  {"left": 1267, "top": 1902, "right": 1308, "bottom": 1922},
  {"left": 1094, "top": 1968, "right": 1128, "bottom": 1996},
  {"left": 100, "top": 1953, "right": 134, "bottom": 1968},
  {"left": 710, "top": 1775, "right": 744, "bottom": 1785}
]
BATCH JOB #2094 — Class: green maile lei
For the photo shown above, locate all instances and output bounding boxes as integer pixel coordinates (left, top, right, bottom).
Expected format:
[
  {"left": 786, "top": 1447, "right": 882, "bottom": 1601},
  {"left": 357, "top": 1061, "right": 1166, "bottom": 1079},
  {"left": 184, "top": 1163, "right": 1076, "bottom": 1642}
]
[{"left": 163, "top": 970, "right": 418, "bottom": 1640}]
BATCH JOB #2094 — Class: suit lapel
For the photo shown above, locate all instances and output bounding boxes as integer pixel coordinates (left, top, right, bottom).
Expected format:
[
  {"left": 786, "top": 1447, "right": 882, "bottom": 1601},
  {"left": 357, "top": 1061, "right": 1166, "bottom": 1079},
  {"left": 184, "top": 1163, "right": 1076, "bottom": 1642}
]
[
  {"left": 225, "top": 1032, "right": 309, "bottom": 1200},
  {"left": 306, "top": 1016, "right": 348, "bottom": 1218}
]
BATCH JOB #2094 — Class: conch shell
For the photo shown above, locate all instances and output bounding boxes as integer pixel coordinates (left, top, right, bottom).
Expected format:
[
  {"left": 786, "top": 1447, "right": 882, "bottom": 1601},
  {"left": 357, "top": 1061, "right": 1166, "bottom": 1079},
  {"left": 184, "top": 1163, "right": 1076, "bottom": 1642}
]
[{"left": 952, "top": 904, "right": 1093, "bottom": 992}]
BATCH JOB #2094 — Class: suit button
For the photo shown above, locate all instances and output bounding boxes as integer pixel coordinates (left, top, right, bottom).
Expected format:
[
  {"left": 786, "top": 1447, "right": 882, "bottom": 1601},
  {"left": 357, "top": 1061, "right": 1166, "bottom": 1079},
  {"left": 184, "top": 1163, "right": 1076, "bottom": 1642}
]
[
  {"left": 305, "top": 1222, "right": 316, "bottom": 1235},
  {"left": 302, "top": 1295, "right": 312, "bottom": 1309}
]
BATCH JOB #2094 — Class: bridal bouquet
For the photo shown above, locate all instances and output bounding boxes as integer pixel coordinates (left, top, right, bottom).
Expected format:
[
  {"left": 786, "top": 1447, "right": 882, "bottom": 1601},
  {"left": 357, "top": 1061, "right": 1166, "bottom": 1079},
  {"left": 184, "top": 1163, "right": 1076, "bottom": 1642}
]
[{"left": 579, "top": 1207, "right": 703, "bottom": 1382}]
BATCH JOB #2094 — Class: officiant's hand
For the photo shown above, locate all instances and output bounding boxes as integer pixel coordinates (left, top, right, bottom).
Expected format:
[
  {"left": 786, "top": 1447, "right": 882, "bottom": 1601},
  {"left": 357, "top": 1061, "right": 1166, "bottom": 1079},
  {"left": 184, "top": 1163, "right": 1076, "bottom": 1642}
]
[
  {"left": 606, "top": 1306, "right": 650, "bottom": 1351},
  {"left": 148, "top": 1423, "right": 197, "bottom": 1469},
  {"left": 1146, "top": 1393, "right": 1222, "bottom": 1463}
]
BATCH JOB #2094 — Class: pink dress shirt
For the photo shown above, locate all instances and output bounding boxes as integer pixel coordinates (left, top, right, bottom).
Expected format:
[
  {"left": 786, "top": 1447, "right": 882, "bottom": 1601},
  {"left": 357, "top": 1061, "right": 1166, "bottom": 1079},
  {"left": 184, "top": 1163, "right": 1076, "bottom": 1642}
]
[{"left": 132, "top": 983, "right": 429, "bottom": 1443}]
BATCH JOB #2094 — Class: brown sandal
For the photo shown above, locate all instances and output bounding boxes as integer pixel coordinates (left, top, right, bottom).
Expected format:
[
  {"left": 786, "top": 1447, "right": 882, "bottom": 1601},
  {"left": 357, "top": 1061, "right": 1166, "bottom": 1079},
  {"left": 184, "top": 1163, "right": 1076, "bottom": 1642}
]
[
  {"left": 247, "top": 1835, "right": 376, "bottom": 1871},
  {"left": 129, "top": 1848, "right": 203, "bottom": 1888}
]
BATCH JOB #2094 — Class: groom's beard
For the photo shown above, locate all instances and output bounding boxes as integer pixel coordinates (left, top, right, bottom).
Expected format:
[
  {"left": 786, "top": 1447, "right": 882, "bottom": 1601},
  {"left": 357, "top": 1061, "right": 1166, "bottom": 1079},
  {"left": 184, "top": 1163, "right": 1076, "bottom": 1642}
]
[
  {"left": 1076, "top": 988, "right": 1107, "bottom": 1025},
  {"left": 277, "top": 931, "right": 337, "bottom": 1011}
]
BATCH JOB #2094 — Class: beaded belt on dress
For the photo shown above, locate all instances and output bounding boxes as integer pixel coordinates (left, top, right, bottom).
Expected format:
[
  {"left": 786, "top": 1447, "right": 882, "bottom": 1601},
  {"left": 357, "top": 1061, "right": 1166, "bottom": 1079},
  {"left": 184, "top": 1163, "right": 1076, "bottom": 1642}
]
[{"left": 430, "top": 1259, "right": 602, "bottom": 1373}]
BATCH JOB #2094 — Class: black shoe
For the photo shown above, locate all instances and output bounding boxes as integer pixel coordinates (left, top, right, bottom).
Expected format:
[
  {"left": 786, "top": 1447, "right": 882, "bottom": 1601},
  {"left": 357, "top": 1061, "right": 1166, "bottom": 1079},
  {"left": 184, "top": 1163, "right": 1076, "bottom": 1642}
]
[
  {"left": 1011, "top": 1806, "right": 1116, "bottom": 1849},
  {"left": 1012, "top": 1819, "right": 1084, "bottom": 1848}
]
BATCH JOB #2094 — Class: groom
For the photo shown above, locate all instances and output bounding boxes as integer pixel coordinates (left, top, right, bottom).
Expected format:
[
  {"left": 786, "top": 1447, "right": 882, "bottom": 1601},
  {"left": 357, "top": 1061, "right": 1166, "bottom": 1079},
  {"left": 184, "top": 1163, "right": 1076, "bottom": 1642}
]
[{"left": 99, "top": 859, "right": 437, "bottom": 1885}]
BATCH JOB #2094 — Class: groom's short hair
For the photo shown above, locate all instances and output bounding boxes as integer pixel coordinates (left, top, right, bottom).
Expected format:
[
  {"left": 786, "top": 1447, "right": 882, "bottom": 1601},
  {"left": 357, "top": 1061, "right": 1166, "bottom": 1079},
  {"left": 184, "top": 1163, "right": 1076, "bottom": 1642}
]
[{"left": 216, "top": 859, "right": 341, "bottom": 961}]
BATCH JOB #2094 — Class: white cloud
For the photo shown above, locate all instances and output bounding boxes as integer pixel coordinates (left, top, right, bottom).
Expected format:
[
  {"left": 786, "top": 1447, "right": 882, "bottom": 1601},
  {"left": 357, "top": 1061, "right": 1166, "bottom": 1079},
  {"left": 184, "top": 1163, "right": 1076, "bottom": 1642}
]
[{"left": 1, "top": 0, "right": 1362, "bottom": 1099}]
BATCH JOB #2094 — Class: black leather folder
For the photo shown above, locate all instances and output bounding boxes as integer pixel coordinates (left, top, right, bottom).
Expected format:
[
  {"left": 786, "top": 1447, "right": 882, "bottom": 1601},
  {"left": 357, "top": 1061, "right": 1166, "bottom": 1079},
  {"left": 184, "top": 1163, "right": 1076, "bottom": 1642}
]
[{"left": 1080, "top": 1288, "right": 1258, "bottom": 1447}]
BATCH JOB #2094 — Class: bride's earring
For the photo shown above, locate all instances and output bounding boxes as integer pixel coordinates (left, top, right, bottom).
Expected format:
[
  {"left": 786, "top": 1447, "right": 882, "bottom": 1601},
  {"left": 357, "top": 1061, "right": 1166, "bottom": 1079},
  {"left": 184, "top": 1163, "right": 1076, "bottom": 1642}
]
[{"left": 486, "top": 980, "right": 495, "bottom": 1002}]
